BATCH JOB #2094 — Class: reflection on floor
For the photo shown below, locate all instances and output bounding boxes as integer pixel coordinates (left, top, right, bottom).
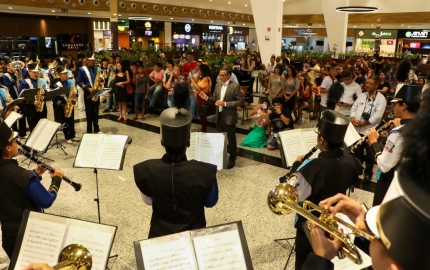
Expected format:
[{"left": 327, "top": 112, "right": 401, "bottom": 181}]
[{"left": 0, "top": 104, "right": 376, "bottom": 269}]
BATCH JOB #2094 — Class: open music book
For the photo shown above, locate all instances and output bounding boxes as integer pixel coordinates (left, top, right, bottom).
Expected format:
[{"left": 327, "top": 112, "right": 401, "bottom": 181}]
[
  {"left": 344, "top": 123, "right": 362, "bottom": 147},
  {"left": 9, "top": 210, "right": 117, "bottom": 270},
  {"left": 186, "top": 132, "right": 227, "bottom": 170},
  {"left": 134, "top": 221, "right": 253, "bottom": 270},
  {"left": 279, "top": 128, "right": 321, "bottom": 167},
  {"left": 74, "top": 134, "right": 130, "bottom": 170},
  {"left": 4, "top": 111, "right": 23, "bottom": 127},
  {"left": 25, "top": 118, "right": 62, "bottom": 152}
]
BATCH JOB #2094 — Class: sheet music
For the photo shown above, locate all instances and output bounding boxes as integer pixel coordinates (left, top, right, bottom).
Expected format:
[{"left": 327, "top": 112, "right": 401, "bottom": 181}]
[
  {"left": 197, "top": 133, "right": 225, "bottom": 170},
  {"left": 25, "top": 119, "right": 61, "bottom": 152},
  {"left": 279, "top": 129, "right": 306, "bottom": 167},
  {"left": 63, "top": 225, "right": 114, "bottom": 270},
  {"left": 4, "top": 111, "right": 23, "bottom": 127},
  {"left": 140, "top": 232, "right": 198, "bottom": 270},
  {"left": 95, "top": 135, "right": 128, "bottom": 170},
  {"left": 186, "top": 132, "right": 197, "bottom": 160},
  {"left": 301, "top": 129, "right": 320, "bottom": 159},
  {"left": 332, "top": 247, "right": 372, "bottom": 270},
  {"left": 344, "top": 123, "right": 361, "bottom": 147},
  {"left": 14, "top": 216, "right": 68, "bottom": 269},
  {"left": 74, "top": 134, "right": 104, "bottom": 167},
  {"left": 193, "top": 230, "right": 247, "bottom": 270}
]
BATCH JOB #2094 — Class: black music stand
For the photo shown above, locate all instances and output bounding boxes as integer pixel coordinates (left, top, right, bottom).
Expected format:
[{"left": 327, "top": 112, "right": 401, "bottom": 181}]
[
  {"left": 18, "top": 88, "right": 39, "bottom": 103},
  {"left": 274, "top": 237, "right": 296, "bottom": 270},
  {"left": 49, "top": 123, "right": 68, "bottom": 155},
  {"left": 87, "top": 88, "right": 111, "bottom": 100}
]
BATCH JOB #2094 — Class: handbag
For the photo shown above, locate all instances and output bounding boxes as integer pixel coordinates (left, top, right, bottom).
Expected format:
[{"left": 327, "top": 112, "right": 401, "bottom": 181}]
[{"left": 126, "top": 84, "right": 133, "bottom": 95}]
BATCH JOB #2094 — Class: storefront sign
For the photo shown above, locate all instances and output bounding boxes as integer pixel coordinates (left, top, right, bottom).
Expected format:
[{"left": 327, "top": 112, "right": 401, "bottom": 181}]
[
  {"left": 202, "top": 24, "right": 225, "bottom": 33},
  {"left": 356, "top": 29, "right": 397, "bottom": 39},
  {"left": 228, "top": 27, "right": 249, "bottom": 36},
  {"left": 209, "top": 25, "right": 223, "bottom": 30},
  {"left": 293, "top": 29, "right": 313, "bottom": 36},
  {"left": 399, "top": 30, "right": 429, "bottom": 39},
  {"left": 185, "top": 24, "right": 191, "bottom": 33}
]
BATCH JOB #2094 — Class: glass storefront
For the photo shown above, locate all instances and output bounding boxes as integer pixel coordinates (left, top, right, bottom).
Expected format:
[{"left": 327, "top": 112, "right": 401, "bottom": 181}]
[{"left": 355, "top": 29, "right": 397, "bottom": 56}]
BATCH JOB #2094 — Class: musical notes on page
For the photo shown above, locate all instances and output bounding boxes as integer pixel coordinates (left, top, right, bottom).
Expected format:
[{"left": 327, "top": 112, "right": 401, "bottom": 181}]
[
  {"left": 186, "top": 133, "right": 197, "bottom": 160},
  {"left": 25, "top": 119, "right": 61, "bottom": 152},
  {"left": 279, "top": 129, "right": 306, "bottom": 167},
  {"left": 197, "top": 133, "right": 225, "bottom": 170},
  {"left": 96, "top": 135, "right": 128, "bottom": 170},
  {"left": 14, "top": 216, "right": 67, "bottom": 270},
  {"left": 344, "top": 123, "right": 361, "bottom": 147},
  {"left": 63, "top": 226, "right": 115, "bottom": 270},
  {"left": 301, "top": 129, "right": 320, "bottom": 159},
  {"left": 74, "top": 134, "right": 103, "bottom": 168},
  {"left": 193, "top": 230, "right": 247, "bottom": 270},
  {"left": 141, "top": 232, "right": 198, "bottom": 270},
  {"left": 4, "top": 111, "right": 23, "bottom": 127}
]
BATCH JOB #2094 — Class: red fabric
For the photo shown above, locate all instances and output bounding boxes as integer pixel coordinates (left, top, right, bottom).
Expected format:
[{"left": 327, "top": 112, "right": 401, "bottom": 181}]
[
  {"left": 182, "top": 61, "right": 196, "bottom": 75},
  {"left": 197, "top": 92, "right": 212, "bottom": 132},
  {"left": 299, "top": 87, "right": 310, "bottom": 98}
]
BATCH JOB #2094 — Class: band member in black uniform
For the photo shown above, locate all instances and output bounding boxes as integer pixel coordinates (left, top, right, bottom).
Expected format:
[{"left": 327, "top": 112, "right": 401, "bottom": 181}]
[
  {"left": 134, "top": 82, "right": 219, "bottom": 238},
  {"left": 0, "top": 118, "right": 64, "bottom": 258},
  {"left": 285, "top": 110, "right": 362, "bottom": 270},
  {"left": 18, "top": 63, "right": 48, "bottom": 133},
  {"left": 365, "top": 85, "right": 421, "bottom": 206},
  {"left": 51, "top": 66, "right": 80, "bottom": 144},
  {"left": 77, "top": 52, "right": 102, "bottom": 134},
  {"left": 302, "top": 90, "right": 430, "bottom": 270}
]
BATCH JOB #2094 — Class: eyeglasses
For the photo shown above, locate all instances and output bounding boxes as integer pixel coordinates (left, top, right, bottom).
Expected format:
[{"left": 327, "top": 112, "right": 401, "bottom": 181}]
[{"left": 219, "top": 74, "right": 228, "bottom": 77}]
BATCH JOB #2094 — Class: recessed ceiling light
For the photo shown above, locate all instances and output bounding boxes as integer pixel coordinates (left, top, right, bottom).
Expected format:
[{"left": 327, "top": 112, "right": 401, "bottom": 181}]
[
  {"left": 408, "top": 26, "right": 410, "bottom": 28},
  {"left": 228, "top": 1, "right": 231, "bottom": 4},
  {"left": 8, "top": 7, "right": 12, "bottom": 9},
  {"left": 51, "top": 10, "right": 56, "bottom": 12},
  {"left": 170, "top": 17, "right": 173, "bottom": 19},
  {"left": 243, "top": 23, "right": 245, "bottom": 25},
  {"left": 228, "top": 22, "right": 230, "bottom": 24},
  {"left": 118, "top": 14, "right": 122, "bottom": 16},
  {"left": 192, "top": 19, "right": 194, "bottom": 21},
  {"left": 401, "top": 24, "right": 404, "bottom": 26},
  {"left": 245, "top": 4, "right": 247, "bottom": 6},
  {"left": 307, "top": 25, "right": 310, "bottom": 27},
  {"left": 122, "top": 20, "right": 124, "bottom": 22},
  {"left": 211, "top": 21, "right": 213, "bottom": 22},
  {"left": 113, "top": 13, "right": 117, "bottom": 15},
  {"left": 319, "top": 24, "right": 321, "bottom": 26},
  {"left": 354, "top": 25, "right": 356, "bottom": 28},
  {"left": 88, "top": 12, "right": 91, "bottom": 14},
  {"left": 371, "top": 24, "right": 374, "bottom": 26}
]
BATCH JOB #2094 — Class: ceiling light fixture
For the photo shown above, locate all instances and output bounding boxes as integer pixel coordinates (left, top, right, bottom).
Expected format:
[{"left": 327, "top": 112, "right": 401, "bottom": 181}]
[
  {"left": 211, "top": 21, "right": 213, "bottom": 22},
  {"left": 8, "top": 7, "right": 12, "bottom": 9},
  {"left": 192, "top": 19, "right": 194, "bottom": 21},
  {"left": 129, "top": 17, "right": 152, "bottom": 20},
  {"left": 353, "top": 25, "right": 356, "bottom": 28},
  {"left": 118, "top": 14, "right": 122, "bottom": 16},
  {"left": 245, "top": 4, "right": 247, "bottom": 6},
  {"left": 51, "top": 10, "right": 56, "bottom": 12},
  {"left": 336, "top": 6, "right": 377, "bottom": 13},
  {"left": 113, "top": 13, "right": 117, "bottom": 15},
  {"left": 401, "top": 24, "right": 404, "bottom": 26},
  {"left": 228, "top": 1, "right": 231, "bottom": 4},
  {"left": 170, "top": 17, "right": 173, "bottom": 19},
  {"left": 88, "top": 12, "right": 91, "bottom": 14}
]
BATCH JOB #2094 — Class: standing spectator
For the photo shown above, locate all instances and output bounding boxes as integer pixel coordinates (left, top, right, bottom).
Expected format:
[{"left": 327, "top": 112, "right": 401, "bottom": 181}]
[
  {"left": 320, "top": 63, "right": 340, "bottom": 112},
  {"left": 337, "top": 69, "right": 362, "bottom": 118},
  {"left": 157, "top": 49, "right": 165, "bottom": 59},
  {"left": 377, "top": 70, "right": 391, "bottom": 96},
  {"left": 267, "top": 56, "right": 276, "bottom": 74},
  {"left": 187, "top": 60, "right": 201, "bottom": 118},
  {"left": 164, "top": 65, "right": 186, "bottom": 108},
  {"left": 267, "top": 63, "right": 284, "bottom": 103},
  {"left": 105, "top": 56, "right": 118, "bottom": 112},
  {"left": 133, "top": 65, "right": 150, "bottom": 120},
  {"left": 258, "top": 64, "right": 269, "bottom": 90},
  {"left": 353, "top": 66, "right": 366, "bottom": 90},
  {"left": 198, "top": 68, "right": 242, "bottom": 169},
  {"left": 190, "top": 64, "right": 213, "bottom": 132},
  {"left": 182, "top": 52, "right": 196, "bottom": 78},
  {"left": 296, "top": 77, "right": 311, "bottom": 124},
  {"left": 282, "top": 67, "right": 300, "bottom": 120},
  {"left": 148, "top": 62, "right": 165, "bottom": 109},
  {"left": 308, "top": 58, "right": 321, "bottom": 84},
  {"left": 112, "top": 62, "right": 131, "bottom": 121},
  {"left": 311, "top": 77, "right": 323, "bottom": 119}
]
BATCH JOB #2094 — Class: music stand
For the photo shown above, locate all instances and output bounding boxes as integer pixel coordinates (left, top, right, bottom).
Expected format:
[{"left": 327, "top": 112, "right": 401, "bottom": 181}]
[
  {"left": 87, "top": 88, "right": 111, "bottom": 100},
  {"left": 18, "top": 88, "right": 39, "bottom": 103},
  {"left": 49, "top": 123, "right": 67, "bottom": 155},
  {"left": 46, "top": 87, "right": 70, "bottom": 100}
]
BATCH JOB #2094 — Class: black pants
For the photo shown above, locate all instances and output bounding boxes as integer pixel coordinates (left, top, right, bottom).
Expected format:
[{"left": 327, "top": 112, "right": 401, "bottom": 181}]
[
  {"left": 284, "top": 94, "right": 296, "bottom": 113},
  {"left": 352, "top": 136, "right": 375, "bottom": 176},
  {"left": 216, "top": 111, "right": 237, "bottom": 160},
  {"left": 53, "top": 104, "right": 76, "bottom": 140},
  {"left": 295, "top": 228, "right": 312, "bottom": 270},
  {"left": 24, "top": 104, "right": 47, "bottom": 132},
  {"left": 84, "top": 98, "right": 100, "bottom": 133},
  {"left": 2, "top": 232, "right": 16, "bottom": 258},
  {"left": 18, "top": 115, "right": 28, "bottom": 137}
]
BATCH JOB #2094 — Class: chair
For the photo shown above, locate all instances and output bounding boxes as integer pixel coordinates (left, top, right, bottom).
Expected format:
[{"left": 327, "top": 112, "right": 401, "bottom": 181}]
[
  {"left": 239, "top": 86, "right": 256, "bottom": 125},
  {"left": 250, "top": 70, "right": 261, "bottom": 93}
]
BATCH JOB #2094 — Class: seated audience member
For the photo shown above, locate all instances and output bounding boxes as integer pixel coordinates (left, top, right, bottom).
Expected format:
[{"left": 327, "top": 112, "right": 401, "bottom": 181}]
[
  {"left": 133, "top": 65, "right": 150, "bottom": 120},
  {"left": 267, "top": 97, "right": 294, "bottom": 150},
  {"left": 377, "top": 70, "right": 391, "bottom": 96},
  {"left": 240, "top": 99, "right": 270, "bottom": 148}
]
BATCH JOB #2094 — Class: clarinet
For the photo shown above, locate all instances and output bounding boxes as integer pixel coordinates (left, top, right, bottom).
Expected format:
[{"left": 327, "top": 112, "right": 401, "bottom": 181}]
[
  {"left": 351, "top": 113, "right": 395, "bottom": 153},
  {"left": 279, "top": 144, "right": 319, "bottom": 183},
  {"left": 16, "top": 142, "right": 82, "bottom": 192}
]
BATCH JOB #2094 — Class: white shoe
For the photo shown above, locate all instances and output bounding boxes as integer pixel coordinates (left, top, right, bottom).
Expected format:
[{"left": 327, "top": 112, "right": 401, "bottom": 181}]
[
  {"left": 71, "top": 137, "right": 81, "bottom": 142},
  {"left": 97, "top": 131, "right": 104, "bottom": 134},
  {"left": 19, "top": 135, "right": 28, "bottom": 139},
  {"left": 66, "top": 139, "right": 73, "bottom": 144},
  {"left": 0, "top": 263, "right": 9, "bottom": 270}
]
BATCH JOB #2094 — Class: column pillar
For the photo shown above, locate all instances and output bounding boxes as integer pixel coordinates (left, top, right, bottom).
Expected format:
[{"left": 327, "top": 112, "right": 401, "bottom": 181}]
[
  {"left": 250, "top": 0, "right": 283, "bottom": 64},
  {"left": 321, "top": 0, "right": 349, "bottom": 57},
  {"left": 110, "top": 0, "right": 118, "bottom": 51},
  {"left": 164, "top": 22, "right": 172, "bottom": 48}
]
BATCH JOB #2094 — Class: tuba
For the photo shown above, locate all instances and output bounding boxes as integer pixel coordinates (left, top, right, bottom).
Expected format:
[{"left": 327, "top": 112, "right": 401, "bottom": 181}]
[
  {"left": 53, "top": 244, "right": 92, "bottom": 270},
  {"left": 268, "top": 179, "right": 374, "bottom": 265},
  {"left": 65, "top": 80, "right": 77, "bottom": 118},
  {"left": 35, "top": 81, "right": 45, "bottom": 112},
  {"left": 10, "top": 61, "right": 25, "bottom": 81},
  {"left": 91, "top": 67, "right": 103, "bottom": 102}
]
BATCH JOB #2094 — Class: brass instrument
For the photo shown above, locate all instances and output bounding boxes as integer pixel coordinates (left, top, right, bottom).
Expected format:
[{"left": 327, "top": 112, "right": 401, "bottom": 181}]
[
  {"left": 49, "top": 61, "right": 60, "bottom": 79},
  {"left": 0, "top": 97, "right": 25, "bottom": 119},
  {"left": 268, "top": 181, "right": 374, "bottom": 264},
  {"left": 35, "top": 81, "right": 45, "bottom": 112},
  {"left": 350, "top": 112, "right": 395, "bottom": 153},
  {"left": 92, "top": 67, "right": 103, "bottom": 102},
  {"left": 10, "top": 60, "right": 25, "bottom": 80},
  {"left": 65, "top": 80, "right": 77, "bottom": 118},
  {"left": 53, "top": 244, "right": 92, "bottom": 270}
]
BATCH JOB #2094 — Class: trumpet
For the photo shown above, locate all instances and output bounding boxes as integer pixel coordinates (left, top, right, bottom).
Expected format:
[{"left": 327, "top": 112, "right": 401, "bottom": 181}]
[
  {"left": 350, "top": 112, "right": 394, "bottom": 153},
  {"left": 54, "top": 244, "right": 92, "bottom": 270},
  {"left": 268, "top": 182, "right": 374, "bottom": 264},
  {"left": 17, "top": 141, "right": 82, "bottom": 192}
]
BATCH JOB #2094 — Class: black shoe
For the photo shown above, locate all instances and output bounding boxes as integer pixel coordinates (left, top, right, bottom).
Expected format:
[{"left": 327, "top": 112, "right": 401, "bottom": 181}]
[
  {"left": 227, "top": 160, "right": 235, "bottom": 169},
  {"left": 103, "top": 109, "right": 110, "bottom": 113},
  {"left": 111, "top": 109, "right": 118, "bottom": 112},
  {"left": 362, "top": 174, "right": 372, "bottom": 183}
]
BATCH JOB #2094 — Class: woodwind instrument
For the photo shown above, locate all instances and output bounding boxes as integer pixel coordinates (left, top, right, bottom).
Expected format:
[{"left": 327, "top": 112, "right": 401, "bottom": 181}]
[
  {"left": 17, "top": 141, "right": 82, "bottom": 191},
  {"left": 279, "top": 144, "right": 319, "bottom": 183},
  {"left": 65, "top": 80, "right": 77, "bottom": 118},
  {"left": 350, "top": 112, "right": 395, "bottom": 153},
  {"left": 92, "top": 67, "right": 103, "bottom": 102},
  {"left": 35, "top": 81, "right": 45, "bottom": 112}
]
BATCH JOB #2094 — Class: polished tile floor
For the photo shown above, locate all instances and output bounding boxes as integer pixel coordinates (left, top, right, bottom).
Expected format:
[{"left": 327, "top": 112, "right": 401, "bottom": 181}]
[{"left": 0, "top": 102, "right": 376, "bottom": 269}]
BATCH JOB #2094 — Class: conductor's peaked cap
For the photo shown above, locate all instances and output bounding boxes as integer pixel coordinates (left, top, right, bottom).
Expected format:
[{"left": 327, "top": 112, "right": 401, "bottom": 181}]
[{"left": 159, "top": 107, "right": 192, "bottom": 148}]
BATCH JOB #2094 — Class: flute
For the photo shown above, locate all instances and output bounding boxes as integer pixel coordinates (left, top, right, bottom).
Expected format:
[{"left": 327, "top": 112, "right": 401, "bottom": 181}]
[
  {"left": 16, "top": 142, "right": 82, "bottom": 191},
  {"left": 279, "top": 144, "right": 319, "bottom": 183},
  {"left": 351, "top": 113, "right": 394, "bottom": 153}
]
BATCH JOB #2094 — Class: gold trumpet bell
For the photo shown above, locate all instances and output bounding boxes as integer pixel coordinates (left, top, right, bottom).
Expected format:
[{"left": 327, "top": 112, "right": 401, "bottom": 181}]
[
  {"left": 54, "top": 244, "right": 92, "bottom": 270},
  {"left": 267, "top": 183, "right": 298, "bottom": 215}
]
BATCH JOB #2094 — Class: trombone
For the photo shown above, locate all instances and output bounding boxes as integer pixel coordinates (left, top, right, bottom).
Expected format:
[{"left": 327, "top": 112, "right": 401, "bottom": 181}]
[{"left": 268, "top": 181, "right": 374, "bottom": 265}]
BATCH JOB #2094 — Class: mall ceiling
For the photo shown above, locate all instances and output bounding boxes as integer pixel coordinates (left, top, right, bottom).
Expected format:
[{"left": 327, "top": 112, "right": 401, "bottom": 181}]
[{"left": 0, "top": 0, "right": 429, "bottom": 29}]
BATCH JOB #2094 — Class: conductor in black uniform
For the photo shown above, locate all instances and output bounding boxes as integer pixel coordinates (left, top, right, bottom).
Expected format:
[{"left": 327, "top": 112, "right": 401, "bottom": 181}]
[
  {"left": 134, "top": 82, "right": 219, "bottom": 238},
  {"left": 286, "top": 110, "right": 362, "bottom": 270}
]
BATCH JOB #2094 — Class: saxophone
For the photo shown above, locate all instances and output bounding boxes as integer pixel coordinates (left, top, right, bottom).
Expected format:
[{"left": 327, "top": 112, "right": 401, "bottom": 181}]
[
  {"left": 65, "top": 80, "right": 77, "bottom": 118},
  {"left": 35, "top": 81, "right": 45, "bottom": 112},
  {"left": 92, "top": 67, "right": 103, "bottom": 102}
]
